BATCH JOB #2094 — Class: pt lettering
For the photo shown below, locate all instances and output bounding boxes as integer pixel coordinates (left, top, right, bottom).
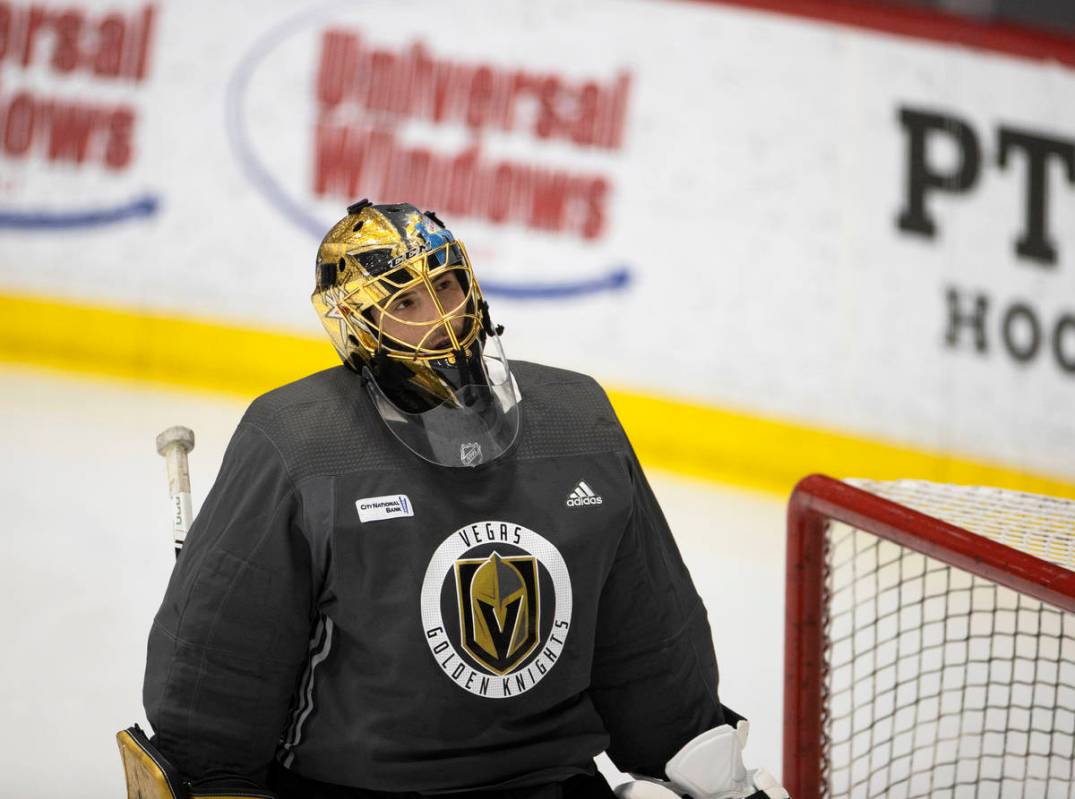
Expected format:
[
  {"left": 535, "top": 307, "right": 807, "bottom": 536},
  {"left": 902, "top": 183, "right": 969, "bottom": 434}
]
[{"left": 897, "top": 106, "right": 1075, "bottom": 267}]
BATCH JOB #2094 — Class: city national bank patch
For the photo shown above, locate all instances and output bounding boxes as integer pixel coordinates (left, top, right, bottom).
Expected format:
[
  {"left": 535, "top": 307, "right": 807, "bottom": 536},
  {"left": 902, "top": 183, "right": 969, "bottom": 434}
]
[
  {"left": 420, "top": 521, "right": 572, "bottom": 699},
  {"left": 356, "top": 494, "right": 413, "bottom": 523}
]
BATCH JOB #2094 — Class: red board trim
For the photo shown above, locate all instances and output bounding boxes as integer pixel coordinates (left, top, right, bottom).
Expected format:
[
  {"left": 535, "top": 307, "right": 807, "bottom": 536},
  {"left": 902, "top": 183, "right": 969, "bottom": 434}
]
[
  {"left": 783, "top": 474, "right": 1075, "bottom": 799},
  {"left": 683, "top": 0, "right": 1075, "bottom": 69}
]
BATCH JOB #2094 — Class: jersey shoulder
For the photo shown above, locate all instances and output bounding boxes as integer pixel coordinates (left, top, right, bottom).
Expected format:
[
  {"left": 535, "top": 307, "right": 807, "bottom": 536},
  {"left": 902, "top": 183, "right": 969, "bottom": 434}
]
[
  {"left": 511, "top": 360, "right": 631, "bottom": 460},
  {"left": 239, "top": 366, "right": 402, "bottom": 480},
  {"left": 242, "top": 366, "right": 358, "bottom": 421},
  {"left": 510, "top": 359, "right": 599, "bottom": 388}
]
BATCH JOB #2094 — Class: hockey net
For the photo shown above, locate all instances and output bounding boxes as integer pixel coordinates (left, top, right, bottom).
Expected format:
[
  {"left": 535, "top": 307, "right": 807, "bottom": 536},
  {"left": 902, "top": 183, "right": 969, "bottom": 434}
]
[{"left": 783, "top": 475, "right": 1075, "bottom": 799}]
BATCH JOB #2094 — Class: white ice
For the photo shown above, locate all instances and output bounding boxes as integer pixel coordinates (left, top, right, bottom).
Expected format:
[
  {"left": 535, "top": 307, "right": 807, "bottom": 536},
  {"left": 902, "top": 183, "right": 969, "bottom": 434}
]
[{"left": 0, "top": 364, "right": 786, "bottom": 797}]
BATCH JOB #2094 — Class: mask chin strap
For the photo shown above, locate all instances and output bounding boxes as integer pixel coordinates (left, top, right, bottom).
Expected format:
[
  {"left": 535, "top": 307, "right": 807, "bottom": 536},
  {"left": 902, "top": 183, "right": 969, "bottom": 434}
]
[{"left": 479, "top": 299, "right": 504, "bottom": 337}]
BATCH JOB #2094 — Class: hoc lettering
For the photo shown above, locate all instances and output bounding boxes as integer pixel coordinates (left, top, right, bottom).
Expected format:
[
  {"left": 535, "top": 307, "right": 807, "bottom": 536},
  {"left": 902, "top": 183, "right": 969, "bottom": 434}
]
[{"left": 944, "top": 285, "right": 1075, "bottom": 374}]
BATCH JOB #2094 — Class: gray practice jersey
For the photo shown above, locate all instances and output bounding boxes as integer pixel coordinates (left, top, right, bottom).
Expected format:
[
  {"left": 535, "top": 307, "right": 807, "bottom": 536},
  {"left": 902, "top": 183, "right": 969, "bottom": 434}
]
[{"left": 144, "top": 361, "right": 726, "bottom": 794}]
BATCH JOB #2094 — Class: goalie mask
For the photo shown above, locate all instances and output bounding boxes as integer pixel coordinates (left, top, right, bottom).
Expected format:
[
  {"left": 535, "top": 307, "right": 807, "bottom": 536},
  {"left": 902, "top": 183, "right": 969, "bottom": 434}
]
[{"left": 311, "top": 201, "right": 520, "bottom": 468}]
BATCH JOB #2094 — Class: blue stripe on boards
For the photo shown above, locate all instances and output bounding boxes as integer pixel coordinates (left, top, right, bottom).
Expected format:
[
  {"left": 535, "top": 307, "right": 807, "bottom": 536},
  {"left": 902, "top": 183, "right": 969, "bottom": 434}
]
[
  {"left": 0, "top": 195, "right": 160, "bottom": 229},
  {"left": 481, "top": 266, "right": 631, "bottom": 300}
]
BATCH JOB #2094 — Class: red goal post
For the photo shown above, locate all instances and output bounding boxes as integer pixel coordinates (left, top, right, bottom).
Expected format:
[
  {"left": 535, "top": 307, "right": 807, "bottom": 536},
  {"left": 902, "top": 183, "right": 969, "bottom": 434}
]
[{"left": 783, "top": 474, "right": 1075, "bottom": 799}]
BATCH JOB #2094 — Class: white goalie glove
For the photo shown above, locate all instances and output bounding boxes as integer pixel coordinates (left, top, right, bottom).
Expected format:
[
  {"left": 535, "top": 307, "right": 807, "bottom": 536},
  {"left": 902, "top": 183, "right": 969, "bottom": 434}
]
[{"left": 615, "top": 721, "right": 789, "bottom": 799}]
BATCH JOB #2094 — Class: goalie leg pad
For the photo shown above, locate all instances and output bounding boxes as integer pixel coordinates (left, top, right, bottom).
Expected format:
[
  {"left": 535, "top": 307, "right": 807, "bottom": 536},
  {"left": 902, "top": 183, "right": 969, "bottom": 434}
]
[
  {"left": 116, "top": 727, "right": 277, "bottom": 799},
  {"left": 116, "top": 725, "right": 186, "bottom": 799}
]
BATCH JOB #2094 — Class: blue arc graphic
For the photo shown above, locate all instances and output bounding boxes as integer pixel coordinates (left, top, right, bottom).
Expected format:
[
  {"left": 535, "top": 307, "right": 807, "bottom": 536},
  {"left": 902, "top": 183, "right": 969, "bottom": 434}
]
[
  {"left": 0, "top": 193, "right": 160, "bottom": 229},
  {"left": 480, "top": 268, "right": 630, "bottom": 300},
  {"left": 224, "top": 3, "right": 631, "bottom": 301}
]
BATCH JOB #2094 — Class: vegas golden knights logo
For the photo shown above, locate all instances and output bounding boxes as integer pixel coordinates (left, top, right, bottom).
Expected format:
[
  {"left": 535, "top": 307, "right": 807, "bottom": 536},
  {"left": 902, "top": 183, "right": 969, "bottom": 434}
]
[
  {"left": 422, "top": 521, "right": 572, "bottom": 698},
  {"left": 454, "top": 552, "right": 539, "bottom": 675}
]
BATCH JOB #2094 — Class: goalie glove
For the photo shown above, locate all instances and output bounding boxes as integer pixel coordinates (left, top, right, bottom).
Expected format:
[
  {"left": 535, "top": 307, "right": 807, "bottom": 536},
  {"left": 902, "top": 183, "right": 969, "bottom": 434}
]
[{"left": 614, "top": 720, "right": 789, "bottom": 799}]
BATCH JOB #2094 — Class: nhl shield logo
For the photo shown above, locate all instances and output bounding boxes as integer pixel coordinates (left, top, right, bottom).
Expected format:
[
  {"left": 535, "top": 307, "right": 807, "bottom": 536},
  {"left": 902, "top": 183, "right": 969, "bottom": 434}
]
[
  {"left": 420, "top": 521, "right": 573, "bottom": 699},
  {"left": 455, "top": 552, "right": 539, "bottom": 675},
  {"left": 460, "top": 442, "right": 483, "bottom": 466}
]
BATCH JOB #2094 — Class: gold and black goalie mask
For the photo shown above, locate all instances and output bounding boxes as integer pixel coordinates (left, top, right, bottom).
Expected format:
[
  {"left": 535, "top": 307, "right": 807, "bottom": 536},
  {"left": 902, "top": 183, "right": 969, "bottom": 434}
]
[
  {"left": 311, "top": 201, "right": 521, "bottom": 468},
  {"left": 312, "top": 201, "right": 483, "bottom": 373}
]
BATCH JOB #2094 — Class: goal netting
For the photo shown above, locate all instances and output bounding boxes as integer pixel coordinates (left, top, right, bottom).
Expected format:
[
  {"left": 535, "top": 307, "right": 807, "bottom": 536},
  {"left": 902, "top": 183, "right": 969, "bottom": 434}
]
[{"left": 784, "top": 475, "right": 1075, "bottom": 799}]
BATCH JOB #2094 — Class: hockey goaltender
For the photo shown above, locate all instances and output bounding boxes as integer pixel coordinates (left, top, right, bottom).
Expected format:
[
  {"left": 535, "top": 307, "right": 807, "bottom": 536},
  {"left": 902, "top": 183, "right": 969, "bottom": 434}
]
[{"left": 117, "top": 202, "right": 789, "bottom": 799}]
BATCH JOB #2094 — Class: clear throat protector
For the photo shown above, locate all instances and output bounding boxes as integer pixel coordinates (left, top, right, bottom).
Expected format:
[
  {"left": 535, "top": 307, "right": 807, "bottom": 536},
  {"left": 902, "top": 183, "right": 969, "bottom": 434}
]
[{"left": 365, "top": 335, "right": 521, "bottom": 468}]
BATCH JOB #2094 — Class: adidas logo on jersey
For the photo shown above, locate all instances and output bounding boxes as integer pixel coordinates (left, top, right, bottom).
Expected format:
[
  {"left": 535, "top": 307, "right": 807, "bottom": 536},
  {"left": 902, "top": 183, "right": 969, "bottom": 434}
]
[{"left": 566, "top": 481, "right": 603, "bottom": 507}]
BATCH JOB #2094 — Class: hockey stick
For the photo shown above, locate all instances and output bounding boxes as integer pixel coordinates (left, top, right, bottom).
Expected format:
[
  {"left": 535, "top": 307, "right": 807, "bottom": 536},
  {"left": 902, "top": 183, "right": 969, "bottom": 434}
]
[
  {"left": 113, "top": 426, "right": 199, "bottom": 798},
  {"left": 155, "top": 425, "right": 195, "bottom": 559}
]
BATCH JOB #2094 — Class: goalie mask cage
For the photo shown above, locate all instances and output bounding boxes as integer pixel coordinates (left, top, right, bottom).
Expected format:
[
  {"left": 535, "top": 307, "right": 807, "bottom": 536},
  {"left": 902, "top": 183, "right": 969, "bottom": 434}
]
[{"left": 783, "top": 475, "right": 1075, "bottom": 799}]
